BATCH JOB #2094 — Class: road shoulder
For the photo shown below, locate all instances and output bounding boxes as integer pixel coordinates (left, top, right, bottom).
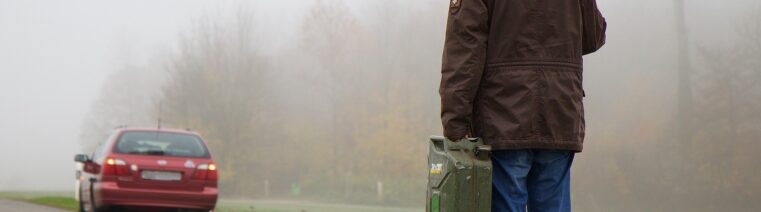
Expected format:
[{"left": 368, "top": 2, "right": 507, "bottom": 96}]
[{"left": 0, "top": 199, "right": 68, "bottom": 212}]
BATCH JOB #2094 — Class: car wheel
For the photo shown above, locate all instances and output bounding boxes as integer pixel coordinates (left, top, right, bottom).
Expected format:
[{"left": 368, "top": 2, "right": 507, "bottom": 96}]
[
  {"left": 88, "top": 198, "right": 97, "bottom": 212},
  {"left": 78, "top": 188, "right": 85, "bottom": 212},
  {"left": 88, "top": 183, "right": 102, "bottom": 212}
]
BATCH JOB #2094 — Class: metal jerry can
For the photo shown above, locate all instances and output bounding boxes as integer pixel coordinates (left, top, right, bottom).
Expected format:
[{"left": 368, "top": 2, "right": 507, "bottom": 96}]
[{"left": 427, "top": 136, "right": 492, "bottom": 212}]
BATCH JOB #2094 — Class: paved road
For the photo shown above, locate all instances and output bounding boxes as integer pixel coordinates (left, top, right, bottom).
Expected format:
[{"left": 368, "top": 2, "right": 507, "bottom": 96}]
[{"left": 0, "top": 199, "right": 67, "bottom": 212}]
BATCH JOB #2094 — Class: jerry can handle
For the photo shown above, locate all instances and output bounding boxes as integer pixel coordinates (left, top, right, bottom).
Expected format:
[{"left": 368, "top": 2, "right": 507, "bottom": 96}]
[
  {"left": 431, "top": 136, "right": 446, "bottom": 153},
  {"left": 474, "top": 145, "right": 491, "bottom": 157}
]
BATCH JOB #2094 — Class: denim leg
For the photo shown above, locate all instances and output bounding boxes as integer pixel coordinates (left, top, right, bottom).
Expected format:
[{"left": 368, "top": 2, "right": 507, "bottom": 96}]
[
  {"left": 492, "top": 150, "right": 533, "bottom": 212},
  {"left": 526, "top": 150, "right": 574, "bottom": 212}
]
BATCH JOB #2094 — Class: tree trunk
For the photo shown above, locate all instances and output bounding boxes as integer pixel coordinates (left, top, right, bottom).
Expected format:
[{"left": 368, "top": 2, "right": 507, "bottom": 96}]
[{"left": 675, "top": 0, "right": 693, "bottom": 144}]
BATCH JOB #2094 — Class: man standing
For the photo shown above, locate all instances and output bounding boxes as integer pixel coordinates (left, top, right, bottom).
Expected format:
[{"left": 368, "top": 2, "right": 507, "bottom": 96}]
[{"left": 439, "top": 0, "right": 606, "bottom": 211}]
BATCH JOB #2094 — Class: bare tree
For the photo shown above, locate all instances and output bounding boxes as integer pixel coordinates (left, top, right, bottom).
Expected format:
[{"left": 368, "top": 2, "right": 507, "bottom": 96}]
[
  {"left": 685, "top": 6, "right": 761, "bottom": 209},
  {"left": 159, "top": 12, "right": 275, "bottom": 196},
  {"left": 674, "top": 0, "right": 695, "bottom": 145},
  {"left": 78, "top": 57, "right": 165, "bottom": 152}
]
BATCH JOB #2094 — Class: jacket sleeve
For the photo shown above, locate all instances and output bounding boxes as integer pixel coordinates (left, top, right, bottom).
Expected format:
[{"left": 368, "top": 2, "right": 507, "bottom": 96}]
[
  {"left": 581, "top": 0, "right": 607, "bottom": 55},
  {"left": 439, "top": 0, "right": 491, "bottom": 141}
]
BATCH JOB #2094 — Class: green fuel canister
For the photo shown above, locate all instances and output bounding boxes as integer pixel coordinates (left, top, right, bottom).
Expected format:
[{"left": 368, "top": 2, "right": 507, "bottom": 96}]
[{"left": 426, "top": 136, "right": 492, "bottom": 212}]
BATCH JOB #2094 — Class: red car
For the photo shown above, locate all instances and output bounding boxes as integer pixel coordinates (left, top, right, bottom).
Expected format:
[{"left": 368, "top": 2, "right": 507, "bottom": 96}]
[{"left": 75, "top": 128, "right": 218, "bottom": 212}]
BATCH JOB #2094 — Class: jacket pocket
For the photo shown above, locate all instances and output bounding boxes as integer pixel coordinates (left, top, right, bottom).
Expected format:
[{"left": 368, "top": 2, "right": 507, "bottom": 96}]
[
  {"left": 538, "top": 67, "right": 584, "bottom": 141},
  {"left": 478, "top": 67, "right": 539, "bottom": 140},
  {"left": 478, "top": 66, "right": 584, "bottom": 141}
]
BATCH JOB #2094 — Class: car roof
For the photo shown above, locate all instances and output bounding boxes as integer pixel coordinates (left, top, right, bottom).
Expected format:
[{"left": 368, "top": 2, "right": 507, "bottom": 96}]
[{"left": 114, "top": 127, "right": 200, "bottom": 136}]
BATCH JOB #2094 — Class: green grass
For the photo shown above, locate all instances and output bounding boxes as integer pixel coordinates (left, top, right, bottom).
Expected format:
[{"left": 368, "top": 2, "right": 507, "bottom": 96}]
[
  {"left": 0, "top": 192, "right": 422, "bottom": 212},
  {"left": 26, "top": 196, "right": 79, "bottom": 211},
  {"left": 0, "top": 191, "right": 78, "bottom": 211},
  {"left": 0, "top": 191, "right": 72, "bottom": 199}
]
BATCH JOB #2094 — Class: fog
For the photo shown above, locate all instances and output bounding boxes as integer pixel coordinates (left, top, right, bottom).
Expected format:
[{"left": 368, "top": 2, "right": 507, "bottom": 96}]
[{"left": 1, "top": 0, "right": 760, "bottom": 211}]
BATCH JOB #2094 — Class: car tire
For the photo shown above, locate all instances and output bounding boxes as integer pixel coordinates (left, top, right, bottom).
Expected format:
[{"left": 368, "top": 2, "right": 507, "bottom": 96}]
[
  {"left": 78, "top": 188, "right": 85, "bottom": 212},
  {"left": 88, "top": 183, "right": 101, "bottom": 212},
  {"left": 88, "top": 198, "right": 97, "bottom": 212}
]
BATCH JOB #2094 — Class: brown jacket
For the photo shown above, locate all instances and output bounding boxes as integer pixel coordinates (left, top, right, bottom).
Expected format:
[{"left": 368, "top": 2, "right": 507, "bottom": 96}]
[{"left": 439, "top": 0, "right": 606, "bottom": 152}]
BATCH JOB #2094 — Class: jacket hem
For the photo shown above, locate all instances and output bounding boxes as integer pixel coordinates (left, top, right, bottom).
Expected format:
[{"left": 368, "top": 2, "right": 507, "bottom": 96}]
[
  {"left": 484, "top": 139, "right": 583, "bottom": 152},
  {"left": 487, "top": 59, "right": 582, "bottom": 69}
]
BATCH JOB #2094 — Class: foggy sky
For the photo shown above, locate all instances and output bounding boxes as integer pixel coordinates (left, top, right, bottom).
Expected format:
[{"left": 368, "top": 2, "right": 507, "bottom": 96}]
[
  {"left": 0, "top": 0, "right": 756, "bottom": 191},
  {"left": 0, "top": 0, "right": 292, "bottom": 190}
]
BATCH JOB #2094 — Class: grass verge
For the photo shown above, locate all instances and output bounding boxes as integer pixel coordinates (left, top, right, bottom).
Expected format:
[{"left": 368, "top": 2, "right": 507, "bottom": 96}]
[
  {"left": 0, "top": 191, "right": 78, "bottom": 211},
  {"left": 1, "top": 192, "right": 422, "bottom": 212},
  {"left": 26, "top": 196, "right": 79, "bottom": 211}
]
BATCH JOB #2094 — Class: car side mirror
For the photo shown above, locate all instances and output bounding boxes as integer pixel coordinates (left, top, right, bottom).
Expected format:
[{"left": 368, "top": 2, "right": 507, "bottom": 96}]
[{"left": 74, "top": 154, "right": 90, "bottom": 163}]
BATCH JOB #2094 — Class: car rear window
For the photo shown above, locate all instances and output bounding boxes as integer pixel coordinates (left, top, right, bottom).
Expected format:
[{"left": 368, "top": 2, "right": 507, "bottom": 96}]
[{"left": 113, "top": 131, "right": 210, "bottom": 158}]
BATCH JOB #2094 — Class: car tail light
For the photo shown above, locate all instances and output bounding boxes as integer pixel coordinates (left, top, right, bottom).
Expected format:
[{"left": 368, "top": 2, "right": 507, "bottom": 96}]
[
  {"left": 103, "top": 157, "right": 130, "bottom": 176},
  {"left": 193, "top": 163, "right": 218, "bottom": 181},
  {"left": 208, "top": 164, "right": 218, "bottom": 180}
]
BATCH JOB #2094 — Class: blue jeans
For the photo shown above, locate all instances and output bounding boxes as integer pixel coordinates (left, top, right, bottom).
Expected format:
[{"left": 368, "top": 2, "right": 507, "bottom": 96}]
[{"left": 491, "top": 149, "right": 575, "bottom": 212}]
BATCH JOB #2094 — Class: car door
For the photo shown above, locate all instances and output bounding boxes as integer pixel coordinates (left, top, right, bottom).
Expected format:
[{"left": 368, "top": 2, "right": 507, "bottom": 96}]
[{"left": 80, "top": 138, "right": 112, "bottom": 209}]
